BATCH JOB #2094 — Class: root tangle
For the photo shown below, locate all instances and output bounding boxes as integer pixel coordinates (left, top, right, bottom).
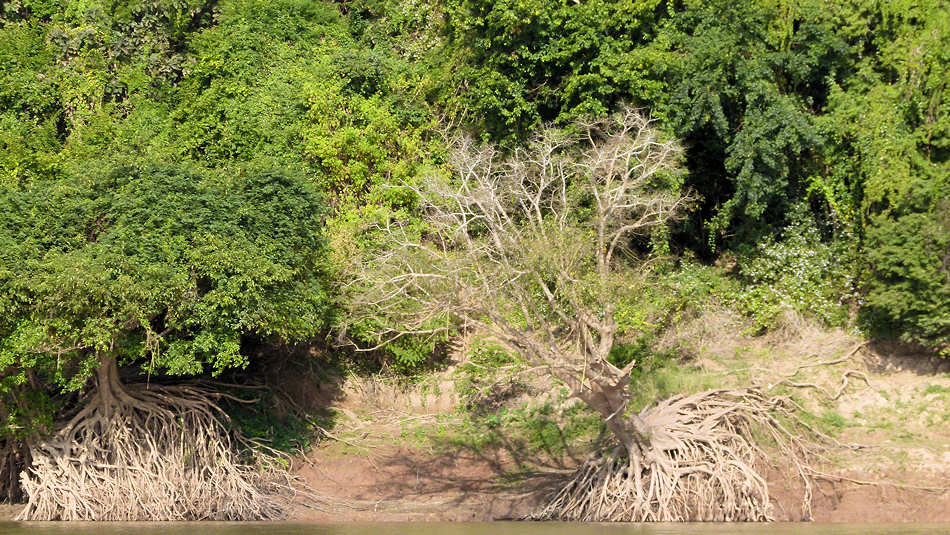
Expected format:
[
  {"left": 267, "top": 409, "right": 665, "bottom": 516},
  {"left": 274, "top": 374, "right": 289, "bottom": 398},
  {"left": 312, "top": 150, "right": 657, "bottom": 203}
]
[
  {"left": 17, "top": 375, "right": 301, "bottom": 521},
  {"left": 532, "top": 388, "right": 820, "bottom": 522}
]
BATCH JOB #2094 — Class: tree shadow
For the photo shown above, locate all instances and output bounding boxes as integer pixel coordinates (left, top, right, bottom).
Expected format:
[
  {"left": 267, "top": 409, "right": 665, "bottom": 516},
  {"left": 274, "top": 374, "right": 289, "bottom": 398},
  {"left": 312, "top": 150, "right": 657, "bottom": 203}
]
[
  {"left": 218, "top": 339, "right": 350, "bottom": 453},
  {"left": 865, "top": 340, "right": 950, "bottom": 376},
  {"left": 364, "top": 444, "right": 572, "bottom": 519},
  {"left": 353, "top": 409, "right": 604, "bottom": 518}
]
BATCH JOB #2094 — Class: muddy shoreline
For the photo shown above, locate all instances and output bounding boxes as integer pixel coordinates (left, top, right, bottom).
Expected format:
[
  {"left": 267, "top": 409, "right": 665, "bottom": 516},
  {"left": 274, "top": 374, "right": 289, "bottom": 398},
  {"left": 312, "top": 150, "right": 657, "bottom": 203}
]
[
  {"left": 0, "top": 504, "right": 19, "bottom": 521},
  {"left": 5, "top": 472, "right": 950, "bottom": 524},
  {"left": 286, "top": 442, "right": 950, "bottom": 524},
  {"left": 3, "top": 450, "right": 949, "bottom": 524}
]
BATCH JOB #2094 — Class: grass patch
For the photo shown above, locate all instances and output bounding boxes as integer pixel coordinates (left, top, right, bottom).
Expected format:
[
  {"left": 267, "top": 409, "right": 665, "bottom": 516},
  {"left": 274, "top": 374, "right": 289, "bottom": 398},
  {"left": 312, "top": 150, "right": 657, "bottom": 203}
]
[
  {"left": 625, "top": 346, "right": 719, "bottom": 413},
  {"left": 819, "top": 410, "right": 848, "bottom": 433},
  {"left": 416, "top": 337, "right": 610, "bottom": 461},
  {"left": 924, "top": 384, "right": 950, "bottom": 395},
  {"left": 444, "top": 400, "right": 604, "bottom": 461}
]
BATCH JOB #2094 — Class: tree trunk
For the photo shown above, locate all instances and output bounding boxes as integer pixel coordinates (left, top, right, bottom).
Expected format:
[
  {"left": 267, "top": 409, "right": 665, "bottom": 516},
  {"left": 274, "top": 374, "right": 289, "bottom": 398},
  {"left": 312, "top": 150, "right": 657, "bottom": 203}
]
[
  {"left": 542, "top": 359, "right": 654, "bottom": 459},
  {"left": 0, "top": 390, "right": 32, "bottom": 503},
  {"left": 577, "top": 381, "right": 653, "bottom": 458},
  {"left": 96, "top": 354, "right": 121, "bottom": 419},
  {"left": 0, "top": 439, "right": 26, "bottom": 503}
]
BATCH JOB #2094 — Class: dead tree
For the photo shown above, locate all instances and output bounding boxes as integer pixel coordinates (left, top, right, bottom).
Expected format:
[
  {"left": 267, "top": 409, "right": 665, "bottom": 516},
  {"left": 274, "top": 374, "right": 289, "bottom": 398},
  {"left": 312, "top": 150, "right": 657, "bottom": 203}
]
[{"left": 346, "top": 107, "right": 824, "bottom": 521}]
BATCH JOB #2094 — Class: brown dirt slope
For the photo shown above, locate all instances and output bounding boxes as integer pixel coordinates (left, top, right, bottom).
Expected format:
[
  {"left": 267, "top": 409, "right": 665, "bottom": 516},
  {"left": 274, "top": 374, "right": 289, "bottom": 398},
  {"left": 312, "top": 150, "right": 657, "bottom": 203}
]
[
  {"left": 290, "top": 311, "right": 950, "bottom": 523},
  {"left": 289, "top": 443, "right": 950, "bottom": 523},
  {"left": 4, "top": 312, "right": 949, "bottom": 523}
]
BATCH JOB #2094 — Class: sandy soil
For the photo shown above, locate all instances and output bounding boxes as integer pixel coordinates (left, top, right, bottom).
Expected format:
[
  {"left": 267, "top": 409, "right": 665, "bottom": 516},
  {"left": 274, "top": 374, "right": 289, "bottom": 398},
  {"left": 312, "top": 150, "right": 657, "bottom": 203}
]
[
  {"left": 290, "top": 444, "right": 549, "bottom": 522},
  {"left": 4, "top": 314, "right": 950, "bottom": 524},
  {"left": 0, "top": 504, "right": 19, "bottom": 521},
  {"left": 287, "top": 441, "right": 950, "bottom": 523}
]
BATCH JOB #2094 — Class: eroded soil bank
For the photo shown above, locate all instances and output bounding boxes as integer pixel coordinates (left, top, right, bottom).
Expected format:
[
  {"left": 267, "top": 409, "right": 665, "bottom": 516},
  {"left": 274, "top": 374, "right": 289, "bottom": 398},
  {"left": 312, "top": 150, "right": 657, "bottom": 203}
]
[
  {"left": 285, "top": 313, "right": 950, "bottom": 523},
  {"left": 4, "top": 314, "right": 950, "bottom": 523},
  {"left": 286, "top": 442, "right": 950, "bottom": 523},
  {"left": 6, "top": 458, "right": 947, "bottom": 523}
]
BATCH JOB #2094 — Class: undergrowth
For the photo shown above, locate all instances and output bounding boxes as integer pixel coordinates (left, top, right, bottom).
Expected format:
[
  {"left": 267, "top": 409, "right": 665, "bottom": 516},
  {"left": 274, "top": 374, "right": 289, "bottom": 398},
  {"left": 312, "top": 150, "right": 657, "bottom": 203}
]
[
  {"left": 222, "top": 391, "right": 336, "bottom": 457},
  {"left": 445, "top": 339, "right": 604, "bottom": 460},
  {"left": 439, "top": 336, "right": 722, "bottom": 462}
]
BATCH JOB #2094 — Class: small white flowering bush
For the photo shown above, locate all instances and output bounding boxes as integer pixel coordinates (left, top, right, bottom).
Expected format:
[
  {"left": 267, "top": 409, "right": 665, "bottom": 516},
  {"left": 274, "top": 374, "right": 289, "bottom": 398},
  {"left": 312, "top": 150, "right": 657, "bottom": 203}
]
[{"left": 735, "top": 224, "right": 856, "bottom": 332}]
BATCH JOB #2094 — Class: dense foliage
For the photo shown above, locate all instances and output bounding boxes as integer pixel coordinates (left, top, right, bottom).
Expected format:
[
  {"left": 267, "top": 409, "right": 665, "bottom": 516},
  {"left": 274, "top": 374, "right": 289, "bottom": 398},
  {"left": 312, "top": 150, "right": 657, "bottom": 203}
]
[
  {"left": 1, "top": 0, "right": 948, "bottom": 502},
  {"left": 437, "top": 0, "right": 949, "bottom": 352},
  {"left": 0, "top": 162, "right": 331, "bottom": 429}
]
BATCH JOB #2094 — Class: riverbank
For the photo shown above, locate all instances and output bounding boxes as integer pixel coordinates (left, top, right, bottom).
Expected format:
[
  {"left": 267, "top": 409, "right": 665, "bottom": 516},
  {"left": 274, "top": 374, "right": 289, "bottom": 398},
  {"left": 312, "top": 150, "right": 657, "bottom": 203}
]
[
  {"left": 4, "top": 313, "right": 949, "bottom": 524},
  {"left": 286, "top": 435, "right": 950, "bottom": 523},
  {"left": 286, "top": 311, "right": 950, "bottom": 523},
  {"left": 0, "top": 505, "right": 17, "bottom": 520}
]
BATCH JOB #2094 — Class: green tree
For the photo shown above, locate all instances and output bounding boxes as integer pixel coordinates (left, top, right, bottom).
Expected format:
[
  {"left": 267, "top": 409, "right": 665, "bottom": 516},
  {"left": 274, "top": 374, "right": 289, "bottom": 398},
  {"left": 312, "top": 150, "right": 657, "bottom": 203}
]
[
  {"left": 659, "top": 0, "right": 850, "bottom": 251},
  {"left": 818, "top": 1, "right": 950, "bottom": 352},
  {"left": 0, "top": 164, "right": 330, "bottom": 517},
  {"left": 1, "top": 162, "right": 329, "bottom": 392},
  {"left": 442, "top": 0, "right": 669, "bottom": 141},
  {"left": 864, "top": 198, "right": 950, "bottom": 355}
]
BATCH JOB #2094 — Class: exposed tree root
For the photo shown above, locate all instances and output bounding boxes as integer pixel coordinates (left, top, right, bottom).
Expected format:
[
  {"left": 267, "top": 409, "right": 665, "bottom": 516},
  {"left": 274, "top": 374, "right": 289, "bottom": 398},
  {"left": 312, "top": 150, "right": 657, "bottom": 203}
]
[
  {"left": 530, "top": 388, "right": 822, "bottom": 522},
  {"left": 16, "top": 358, "right": 310, "bottom": 521}
]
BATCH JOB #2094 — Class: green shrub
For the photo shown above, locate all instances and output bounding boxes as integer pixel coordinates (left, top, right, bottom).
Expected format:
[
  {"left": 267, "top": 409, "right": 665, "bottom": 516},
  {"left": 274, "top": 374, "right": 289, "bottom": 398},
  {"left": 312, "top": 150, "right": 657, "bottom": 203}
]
[
  {"left": 863, "top": 198, "right": 950, "bottom": 356},
  {"left": 455, "top": 339, "right": 523, "bottom": 414},
  {"left": 734, "top": 219, "right": 855, "bottom": 332},
  {"left": 625, "top": 350, "right": 716, "bottom": 413},
  {"left": 614, "top": 261, "right": 733, "bottom": 339}
]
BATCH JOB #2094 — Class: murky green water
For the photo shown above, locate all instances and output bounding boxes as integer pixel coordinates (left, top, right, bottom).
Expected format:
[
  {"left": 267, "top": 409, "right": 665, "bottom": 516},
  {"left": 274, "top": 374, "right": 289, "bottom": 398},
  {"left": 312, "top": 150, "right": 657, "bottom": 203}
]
[{"left": 1, "top": 523, "right": 949, "bottom": 535}]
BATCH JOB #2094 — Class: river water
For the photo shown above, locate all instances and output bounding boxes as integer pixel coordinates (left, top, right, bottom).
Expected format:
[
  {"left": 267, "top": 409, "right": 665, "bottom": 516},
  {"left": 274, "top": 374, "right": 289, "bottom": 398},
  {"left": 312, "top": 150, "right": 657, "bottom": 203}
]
[{"left": 2, "top": 523, "right": 949, "bottom": 535}]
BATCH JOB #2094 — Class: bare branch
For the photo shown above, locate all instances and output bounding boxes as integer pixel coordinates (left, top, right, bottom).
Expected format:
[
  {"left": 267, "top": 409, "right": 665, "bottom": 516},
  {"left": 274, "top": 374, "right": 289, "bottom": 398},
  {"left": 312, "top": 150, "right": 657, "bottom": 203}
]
[{"left": 342, "top": 106, "right": 687, "bottom": 445}]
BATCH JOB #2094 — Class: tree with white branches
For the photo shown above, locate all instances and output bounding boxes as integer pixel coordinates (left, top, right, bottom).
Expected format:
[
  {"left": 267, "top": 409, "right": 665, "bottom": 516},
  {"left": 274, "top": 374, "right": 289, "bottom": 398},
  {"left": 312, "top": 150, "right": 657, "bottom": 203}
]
[{"left": 344, "top": 108, "right": 821, "bottom": 521}]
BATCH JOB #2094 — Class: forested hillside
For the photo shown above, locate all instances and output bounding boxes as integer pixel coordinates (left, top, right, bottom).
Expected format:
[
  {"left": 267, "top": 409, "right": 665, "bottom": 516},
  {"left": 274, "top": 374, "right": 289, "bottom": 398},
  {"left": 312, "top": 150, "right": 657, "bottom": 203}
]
[{"left": 0, "top": 0, "right": 947, "bottom": 521}]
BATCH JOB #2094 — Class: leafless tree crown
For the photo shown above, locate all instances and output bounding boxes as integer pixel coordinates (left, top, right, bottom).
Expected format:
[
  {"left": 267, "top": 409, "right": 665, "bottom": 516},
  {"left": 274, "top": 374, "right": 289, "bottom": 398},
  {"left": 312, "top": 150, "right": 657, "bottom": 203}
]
[{"left": 346, "top": 107, "right": 688, "bottom": 406}]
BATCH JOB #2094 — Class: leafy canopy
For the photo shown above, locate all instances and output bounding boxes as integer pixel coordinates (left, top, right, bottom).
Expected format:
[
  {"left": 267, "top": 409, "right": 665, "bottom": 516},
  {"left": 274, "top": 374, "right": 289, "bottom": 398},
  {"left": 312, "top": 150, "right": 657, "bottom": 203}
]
[{"left": 0, "top": 164, "right": 330, "bottom": 392}]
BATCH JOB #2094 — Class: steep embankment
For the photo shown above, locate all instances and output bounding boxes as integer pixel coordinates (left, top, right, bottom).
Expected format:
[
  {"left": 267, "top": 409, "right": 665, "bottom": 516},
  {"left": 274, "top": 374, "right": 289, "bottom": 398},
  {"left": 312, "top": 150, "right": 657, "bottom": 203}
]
[{"left": 288, "top": 312, "right": 950, "bottom": 522}]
